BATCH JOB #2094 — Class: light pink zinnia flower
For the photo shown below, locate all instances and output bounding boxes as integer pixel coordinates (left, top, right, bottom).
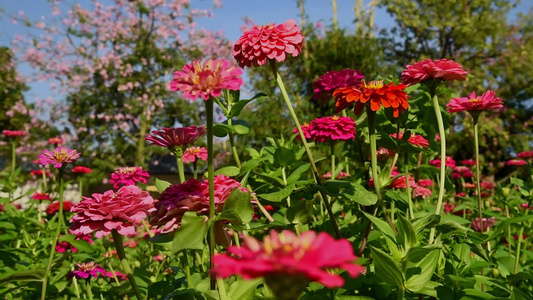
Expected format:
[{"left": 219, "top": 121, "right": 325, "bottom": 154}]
[
  {"left": 2, "top": 130, "right": 26, "bottom": 137},
  {"left": 212, "top": 230, "right": 365, "bottom": 289},
  {"left": 69, "top": 185, "right": 155, "bottom": 238},
  {"left": 446, "top": 90, "right": 503, "bottom": 113},
  {"left": 518, "top": 151, "right": 533, "bottom": 159},
  {"left": 401, "top": 58, "right": 467, "bottom": 86},
  {"left": 234, "top": 19, "right": 304, "bottom": 68},
  {"left": 109, "top": 166, "right": 150, "bottom": 189},
  {"left": 183, "top": 146, "right": 208, "bottom": 163},
  {"left": 38, "top": 147, "right": 80, "bottom": 168},
  {"left": 170, "top": 59, "right": 243, "bottom": 101},
  {"left": 413, "top": 186, "right": 432, "bottom": 199},
  {"left": 506, "top": 159, "right": 527, "bottom": 166},
  {"left": 309, "top": 116, "right": 356, "bottom": 143},
  {"left": 145, "top": 126, "right": 206, "bottom": 152},
  {"left": 313, "top": 69, "right": 364, "bottom": 102}
]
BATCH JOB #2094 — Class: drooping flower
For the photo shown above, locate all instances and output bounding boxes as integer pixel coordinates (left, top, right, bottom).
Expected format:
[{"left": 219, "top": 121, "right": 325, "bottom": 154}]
[
  {"left": 234, "top": 19, "right": 304, "bottom": 68},
  {"left": 401, "top": 58, "right": 467, "bottom": 86},
  {"left": 413, "top": 186, "right": 432, "bottom": 199},
  {"left": 47, "top": 137, "right": 63, "bottom": 145},
  {"left": 446, "top": 90, "right": 503, "bottom": 113},
  {"left": 471, "top": 217, "right": 496, "bottom": 232},
  {"left": 518, "top": 151, "right": 533, "bottom": 159},
  {"left": 31, "top": 191, "right": 52, "bottom": 201},
  {"left": 38, "top": 147, "right": 80, "bottom": 168},
  {"left": 309, "top": 116, "right": 356, "bottom": 143},
  {"left": 212, "top": 230, "right": 365, "bottom": 291},
  {"left": 47, "top": 201, "right": 73, "bottom": 215},
  {"left": 72, "top": 166, "right": 92, "bottom": 174},
  {"left": 2, "top": 130, "right": 26, "bottom": 137},
  {"left": 333, "top": 80, "right": 409, "bottom": 117},
  {"left": 506, "top": 159, "right": 527, "bottom": 166},
  {"left": 183, "top": 146, "right": 208, "bottom": 163},
  {"left": 313, "top": 69, "right": 364, "bottom": 102},
  {"left": 69, "top": 185, "right": 155, "bottom": 238},
  {"left": 390, "top": 132, "right": 429, "bottom": 148},
  {"left": 69, "top": 262, "right": 107, "bottom": 279},
  {"left": 170, "top": 59, "right": 243, "bottom": 101},
  {"left": 429, "top": 156, "right": 456, "bottom": 168},
  {"left": 109, "top": 166, "right": 150, "bottom": 189},
  {"left": 145, "top": 126, "right": 206, "bottom": 153},
  {"left": 293, "top": 123, "right": 312, "bottom": 140}
]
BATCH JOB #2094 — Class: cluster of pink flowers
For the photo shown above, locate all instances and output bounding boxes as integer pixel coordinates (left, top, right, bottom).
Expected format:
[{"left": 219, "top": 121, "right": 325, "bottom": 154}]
[
  {"left": 294, "top": 116, "right": 356, "bottom": 143},
  {"left": 150, "top": 175, "right": 249, "bottom": 233},
  {"left": 183, "top": 146, "right": 208, "bottom": 163},
  {"left": 69, "top": 185, "right": 155, "bottom": 238},
  {"left": 413, "top": 186, "right": 432, "bottom": 199},
  {"left": 109, "top": 166, "right": 150, "bottom": 189},
  {"left": 313, "top": 69, "right": 364, "bottom": 102},
  {"left": 507, "top": 151, "right": 532, "bottom": 166},
  {"left": 321, "top": 171, "right": 350, "bottom": 180},
  {"left": 38, "top": 147, "right": 80, "bottom": 168},
  {"left": 69, "top": 262, "right": 127, "bottom": 281},
  {"left": 47, "top": 137, "right": 63, "bottom": 145}
]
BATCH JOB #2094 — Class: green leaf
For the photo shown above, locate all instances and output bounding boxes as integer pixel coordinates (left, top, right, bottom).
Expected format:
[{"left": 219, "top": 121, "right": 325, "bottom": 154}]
[
  {"left": 286, "top": 163, "right": 310, "bottom": 184},
  {"left": 0, "top": 269, "right": 45, "bottom": 284},
  {"left": 363, "top": 212, "right": 396, "bottom": 243},
  {"left": 378, "top": 165, "right": 392, "bottom": 189},
  {"left": 171, "top": 212, "right": 209, "bottom": 254},
  {"left": 405, "top": 248, "right": 440, "bottom": 292},
  {"left": 273, "top": 147, "right": 296, "bottom": 168},
  {"left": 227, "top": 278, "right": 263, "bottom": 300},
  {"left": 396, "top": 214, "right": 416, "bottom": 251},
  {"left": 342, "top": 182, "right": 378, "bottom": 206},
  {"left": 258, "top": 184, "right": 296, "bottom": 202},
  {"left": 0, "top": 221, "right": 16, "bottom": 230},
  {"left": 155, "top": 178, "right": 171, "bottom": 193},
  {"left": 219, "top": 188, "right": 253, "bottom": 224},
  {"left": 286, "top": 199, "right": 314, "bottom": 224},
  {"left": 59, "top": 235, "right": 95, "bottom": 253},
  {"left": 370, "top": 246, "right": 404, "bottom": 287},
  {"left": 229, "top": 93, "right": 266, "bottom": 117},
  {"left": 214, "top": 166, "right": 240, "bottom": 177},
  {"left": 412, "top": 214, "right": 440, "bottom": 235}
]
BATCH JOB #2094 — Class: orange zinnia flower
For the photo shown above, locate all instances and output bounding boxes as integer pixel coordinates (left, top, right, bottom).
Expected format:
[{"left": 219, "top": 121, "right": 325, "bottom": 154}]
[{"left": 333, "top": 80, "right": 409, "bottom": 117}]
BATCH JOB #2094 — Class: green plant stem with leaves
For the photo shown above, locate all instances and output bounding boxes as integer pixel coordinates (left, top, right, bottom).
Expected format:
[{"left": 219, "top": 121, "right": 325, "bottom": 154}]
[
  {"left": 269, "top": 60, "right": 341, "bottom": 238},
  {"left": 111, "top": 230, "right": 144, "bottom": 300},
  {"left": 472, "top": 116, "right": 485, "bottom": 238},
  {"left": 429, "top": 93, "right": 447, "bottom": 244},
  {"left": 205, "top": 98, "right": 216, "bottom": 290},
  {"left": 41, "top": 167, "right": 65, "bottom": 300}
]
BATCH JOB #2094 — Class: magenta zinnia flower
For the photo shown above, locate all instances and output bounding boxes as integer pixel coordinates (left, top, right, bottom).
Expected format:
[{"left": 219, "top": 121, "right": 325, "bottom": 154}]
[
  {"left": 69, "top": 262, "right": 107, "bottom": 279},
  {"left": 183, "top": 146, "right": 208, "bottom": 163},
  {"left": 446, "top": 90, "right": 503, "bottom": 113},
  {"left": 69, "top": 185, "right": 155, "bottom": 238},
  {"left": 212, "top": 230, "right": 365, "bottom": 290},
  {"left": 401, "top": 58, "right": 467, "bottom": 86},
  {"left": 145, "top": 126, "right": 206, "bottom": 152},
  {"left": 234, "top": 19, "right": 304, "bottom": 68},
  {"left": 293, "top": 123, "right": 312, "bottom": 140},
  {"left": 170, "top": 59, "right": 243, "bottom": 101},
  {"left": 72, "top": 166, "right": 92, "bottom": 174},
  {"left": 429, "top": 156, "right": 456, "bottom": 168},
  {"left": 518, "top": 151, "right": 533, "bottom": 159},
  {"left": 31, "top": 191, "right": 52, "bottom": 201},
  {"left": 109, "top": 166, "right": 150, "bottom": 189},
  {"left": 506, "top": 159, "right": 527, "bottom": 166},
  {"left": 38, "top": 147, "right": 80, "bottom": 168},
  {"left": 313, "top": 69, "right": 364, "bottom": 102},
  {"left": 2, "top": 130, "right": 26, "bottom": 137},
  {"left": 309, "top": 116, "right": 356, "bottom": 143}
]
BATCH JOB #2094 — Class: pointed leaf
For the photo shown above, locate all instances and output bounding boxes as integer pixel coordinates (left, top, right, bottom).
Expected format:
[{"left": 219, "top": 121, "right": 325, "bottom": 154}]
[
  {"left": 171, "top": 212, "right": 209, "bottom": 254},
  {"left": 155, "top": 178, "right": 172, "bottom": 193},
  {"left": 370, "top": 246, "right": 404, "bottom": 287}
]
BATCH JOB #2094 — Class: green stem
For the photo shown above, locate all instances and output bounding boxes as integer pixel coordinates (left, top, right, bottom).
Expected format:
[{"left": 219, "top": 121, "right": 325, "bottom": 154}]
[
  {"left": 41, "top": 167, "right": 65, "bottom": 300},
  {"left": 367, "top": 109, "right": 397, "bottom": 234},
  {"left": 405, "top": 154, "right": 414, "bottom": 219},
  {"left": 506, "top": 205, "right": 512, "bottom": 254},
  {"left": 11, "top": 140, "right": 16, "bottom": 177},
  {"left": 176, "top": 156, "right": 186, "bottom": 184},
  {"left": 397, "top": 286, "right": 405, "bottom": 300},
  {"left": 183, "top": 251, "right": 192, "bottom": 288},
  {"left": 42, "top": 167, "right": 48, "bottom": 191},
  {"left": 205, "top": 98, "right": 216, "bottom": 290},
  {"left": 514, "top": 226, "right": 525, "bottom": 273},
  {"left": 473, "top": 120, "right": 484, "bottom": 235},
  {"left": 281, "top": 167, "right": 291, "bottom": 207},
  {"left": 193, "top": 160, "right": 198, "bottom": 180},
  {"left": 429, "top": 94, "right": 447, "bottom": 244},
  {"left": 79, "top": 178, "right": 83, "bottom": 201},
  {"left": 228, "top": 132, "right": 242, "bottom": 168},
  {"left": 331, "top": 142, "right": 337, "bottom": 179},
  {"left": 86, "top": 280, "right": 93, "bottom": 300},
  {"left": 111, "top": 230, "right": 144, "bottom": 299},
  {"left": 269, "top": 60, "right": 341, "bottom": 238}
]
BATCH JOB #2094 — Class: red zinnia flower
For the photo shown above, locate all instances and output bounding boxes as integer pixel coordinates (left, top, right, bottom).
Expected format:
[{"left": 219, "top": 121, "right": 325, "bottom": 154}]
[
  {"left": 30, "top": 169, "right": 51, "bottom": 177},
  {"left": 47, "top": 201, "right": 73, "bottom": 215},
  {"left": 391, "top": 132, "right": 429, "bottom": 148},
  {"left": 183, "top": 146, "right": 208, "bottom": 163},
  {"left": 313, "top": 69, "right": 364, "bottom": 102},
  {"left": 170, "top": 59, "right": 243, "bottom": 101},
  {"left": 234, "top": 19, "right": 304, "bottom": 68},
  {"left": 2, "top": 130, "right": 26, "bottom": 137},
  {"left": 109, "top": 166, "right": 150, "bottom": 189},
  {"left": 461, "top": 159, "right": 477, "bottom": 166},
  {"left": 145, "top": 126, "right": 206, "bottom": 152},
  {"left": 333, "top": 80, "right": 409, "bottom": 117},
  {"left": 309, "top": 116, "right": 356, "bottom": 143},
  {"left": 429, "top": 156, "right": 456, "bottom": 168},
  {"left": 446, "top": 90, "right": 503, "bottom": 113},
  {"left": 47, "top": 137, "right": 63, "bottom": 145},
  {"left": 401, "top": 58, "right": 467, "bottom": 86},
  {"left": 417, "top": 179, "right": 433, "bottom": 187},
  {"left": 212, "top": 230, "right": 365, "bottom": 289},
  {"left": 518, "top": 151, "right": 533, "bottom": 159},
  {"left": 31, "top": 191, "right": 52, "bottom": 201},
  {"left": 38, "top": 147, "right": 80, "bottom": 169},
  {"left": 506, "top": 159, "right": 526, "bottom": 166},
  {"left": 72, "top": 166, "right": 92, "bottom": 174}
]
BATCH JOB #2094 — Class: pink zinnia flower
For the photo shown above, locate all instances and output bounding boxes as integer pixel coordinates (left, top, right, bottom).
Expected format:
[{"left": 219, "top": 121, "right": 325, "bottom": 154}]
[
  {"left": 234, "top": 19, "right": 304, "bottom": 68},
  {"left": 518, "top": 151, "right": 533, "bottom": 159},
  {"left": 170, "top": 59, "right": 243, "bottom": 101},
  {"left": 401, "top": 58, "right": 467, "bottom": 86},
  {"left": 38, "top": 147, "right": 80, "bottom": 168},
  {"left": 313, "top": 69, "right": 364, "bottom": 102},
  {"left": 109, "top": 166, "right": 150, "bottom": 189},
  {"left": 417, "top": 179, "right": 433, "bottom": 187},
  {"left": 413, "top": 186, "right": 432, "bottom": 199},
  {"left": 47, "top": 201, "right": 73, "bottom": 215},
  {"left": 452, "top": 166, "right": 474, "bottom": 179},
  {"left": 212, "top": 230, "right": 365, "bottom": 289},
  {"left": 31, "top": 191, "right": 52, "bottom": 201},
  {"left": 309, "top": 116, "right": 356, "bottom": 143},
  {"left": 47, "top": 136, "right": 63, "bottom": 145},
  {"left": 322, "top": 171, "right": 350, "bottom": 180},
  {"left": 293, "top": 123, "right": 312, "bottom": 140},
  {"left": 183, "top": 146, "right": 208, "bottom": 163},
  {"left": 69, "top": 262, "right": 107, "bottom": 279},
  {"left": 429, "top": 156, "right": 456, "bottom": 168},
  {"left": 72, "top": 166, "right": 92, "bottom": 174},
  {"left": 391, "top": 132, "right": 429, "bottom": 148},
  {"left": 480, "top": 181, "right": 495, "bottom": 190},
  {"left": 506, "top": 159, "right": 526, "bottom": 166},
  {"left": 462, "top": 182, "right": 476, "bottom": 189},
  {"left": 461, "top": 159, "right": 477, "bottom": 166},
  {"left": 69, "top": 185, "right": 155, "bottom": 238},
  {"left": 145, "top": 126, "right": 206, "bottom": 152},
  {"left": 471, "top": 217, "right": 496, "bottom": 232},
  {"left": 2, "top": 130, "right": 26, "bottom": 137},
  {"left": 446, "top": 90, "right": 503, "bottom": 113}
]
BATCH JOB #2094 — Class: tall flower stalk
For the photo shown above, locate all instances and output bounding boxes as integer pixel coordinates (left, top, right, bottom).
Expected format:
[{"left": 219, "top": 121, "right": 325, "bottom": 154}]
[
  {"left": 205, "top": 98, "right": 216, "bottom": 289},
  {"left": 112, "top": 230, "right": 144, "bottom": 300}
]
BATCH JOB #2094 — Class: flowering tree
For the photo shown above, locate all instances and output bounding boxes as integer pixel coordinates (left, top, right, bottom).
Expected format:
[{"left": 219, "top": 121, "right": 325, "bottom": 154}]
[{"left": 12, "top": 0, "right": 232, "bottom": 167}]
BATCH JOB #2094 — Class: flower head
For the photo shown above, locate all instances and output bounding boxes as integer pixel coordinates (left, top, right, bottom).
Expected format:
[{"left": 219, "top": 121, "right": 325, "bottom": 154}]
[
  {"left": 391, "top": 132, "right": 429, "bottom": 148},
  {"left": 170, "top": 59, "right": 243, "bottom": 101},
  {"left": 417, "top": 179, "right": 433, "bottom": 187},
  {"left": 2, "top": 130, "right": 26, "bottom": 137},
  {"left": 471, "top": 217, "right": 496, "bottom": 232},
  {"left": 322, "top": 171, "right": 350, "bottom": 180},
  {"left": 30, "top": 169, "right": 51, "bottom": 177},
  {"left": 183, "top": 146, "right": 208, "bottom": 163},
  {"left": 31, "top": 191, "right": 52, "bottom": 201},
  {"left": 313, "top": 69, "right": 364, "bottom": 102},
  {"left": 401, "top": 58, "right": 467, "bottom": 86},
  {"left": 47, "top": 201, "right": 73, "bottom": 215},
  {"left": 145, "top": 126, "right": 206, "bottom": 152},
  {"left": 429, "top": 156, "right": 456, "bottom": 168},
  {"left": 234, "top": 19, "right": 304, "bottom": 68},
  {"left": 461, "top": 159, "right": 477, "bottom": 166},
  {"left": 293, "top": 123, "right": 312, "bottom": 140},
  {"left": 38, "top": 147, "right": 80, "bottom": 168},
  {"left": 47, "top": 137, "right": 63, "bottom": 145},
  {"left": 518, "top": 151, "right": 533, "bottom": 159},
  {"left": 72, "top": 166, "right": 92, "bottom": 174},
  {"left": 309, "top": 116, "right": 356, "bottom": 143},
  {"left": 452, "top": 166, "right": 474, "bottom": 179},
  {"left": 446, "top": 90, "right": 503, "bottom": 113},
  {"left": 109, "top": 166, "right": 150, "bottom": 189},
  {"left": 69, "top": 185, "right": 155, "bottom": 238},
  {"left": 413, "top": 186, "right": 432, "bottom": 199},
  {"left": 333, "top": 80, "right": 409, "bottom": 117},
  {"left": 506, "top": 159, "right": 527, "bottom": 166},
  {"left": 69, "top": 262, "right": 107, "bottom": 279},
  {"left": 212, "top": 230, "right": 365, "bottom": 289}
]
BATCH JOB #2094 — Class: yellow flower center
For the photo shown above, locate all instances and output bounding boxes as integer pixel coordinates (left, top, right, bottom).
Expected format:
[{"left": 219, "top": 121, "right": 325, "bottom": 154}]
[
  {"left": 118, "top": 167, "right": 137, "bottom": 174},
  {"left": 468, "top": 98, "right": 482, "bottom": 103},
  {"left": 362, "top": 80, "right": 384, "bottom": 90},
  {"left": 332, "top": 116, "right": 339, "bottom": 120}
]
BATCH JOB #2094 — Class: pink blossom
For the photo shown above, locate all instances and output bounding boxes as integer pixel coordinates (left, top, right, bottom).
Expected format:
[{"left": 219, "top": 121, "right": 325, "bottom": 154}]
[
  {"left": 413, "top": 186, "right": 432, "bottom": 199},
  {"left": 2, "top": 130, "right": 26, "bottom": 137},
  {"left": 446, "top": 90, "right": 503, "bottom": 113},
  {"left": 471, "top": 217, "right": 496, "bottom": 232},
  {"left": 506, "top": 159, "right": 526, "bottom": 166},
  {"left": 417, "top": 179, "right": 433, "bottom": 187},
  {"left": 309, "top": 116, "right": 356, "bottom": 143},
  {"left": 401, "top": 58, "right": 467, "bottom": 85},
  {"left": 109, "top": 166, "right": 150, "bottom": 189},
  {"left": 429, "top": 156, "right": 456, "bottom": 169},
  {"left": 72, "top": 166, "right": 92, "bottom": 174},
  {"left": 69, "top": 262, "right": 107, "bottom": 279},
  {"left": 313, "top": 69, "right": 364, "bottom": 102},
  {"left": 518, "top": 151, "right": 533, "bottom": 159},
  {"left": 38, "top": 147, "right": 80, "bottom": 168},
  {"left": 293, "top": 123, "right": 312, "bottom": 140},
  {"left": 145, "top": 126, "right": 206, "bottom": 151},
  {"left": 322, "top": 172, "right": 350, "bottom": 180},
  {"left": 183, "top": 146, "right": 207, "bottom": 163},
  {"left": 391, "top": 132, "right": 429, "bottom": 148}
]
